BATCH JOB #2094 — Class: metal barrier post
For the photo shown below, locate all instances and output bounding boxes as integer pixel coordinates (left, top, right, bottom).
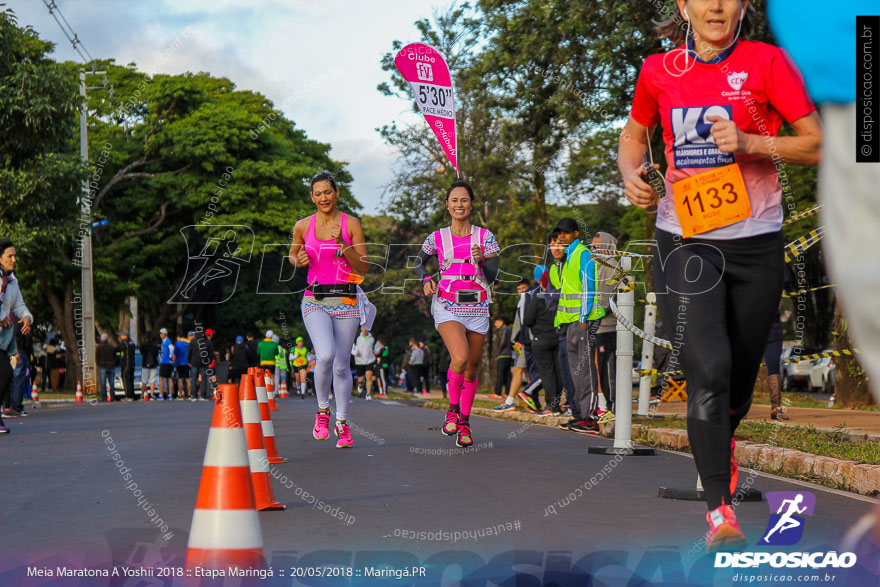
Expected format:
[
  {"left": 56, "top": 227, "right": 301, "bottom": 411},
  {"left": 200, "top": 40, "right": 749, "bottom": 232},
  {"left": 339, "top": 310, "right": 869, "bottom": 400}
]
[
  {"left": 589, "top": 255, "right": 654, "bottom": 456},
  {"left": 638, "top": 293, "right": 657, "bottom": 416}
]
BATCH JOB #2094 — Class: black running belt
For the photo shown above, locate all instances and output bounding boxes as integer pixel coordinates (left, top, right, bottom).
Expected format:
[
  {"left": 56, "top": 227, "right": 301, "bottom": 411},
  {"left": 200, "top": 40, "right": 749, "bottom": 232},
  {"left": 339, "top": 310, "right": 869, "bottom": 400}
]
[{"left": 310, "top": 282, "right": 357, "bottom": 300}]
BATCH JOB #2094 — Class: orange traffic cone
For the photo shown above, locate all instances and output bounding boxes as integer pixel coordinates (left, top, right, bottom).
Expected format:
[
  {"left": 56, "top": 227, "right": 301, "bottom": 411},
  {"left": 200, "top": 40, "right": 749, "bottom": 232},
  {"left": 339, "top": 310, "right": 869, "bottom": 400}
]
[
  {"left": 143, "top": 385, "right": 151, "bottom": 402},
  {"left": 264, "top": 369, "right": 278, "bottom": 411},
  {"left": 278, "top": 380, "right": 289, "bottom": 399},
  {"left": 239, "top": 375, "right": 285, "bottom": 511},
  {"left": 253, "top": 370, "right": 288, "bottom": 463},
  {"left": 185, "top": 383, "right": 265, "bottom": 570},
  {"left": 31, "top": 383, "right": 40, "bottom": 407},
  {"left": 75, "top": 381, "right": 83, "bottom": 403}
]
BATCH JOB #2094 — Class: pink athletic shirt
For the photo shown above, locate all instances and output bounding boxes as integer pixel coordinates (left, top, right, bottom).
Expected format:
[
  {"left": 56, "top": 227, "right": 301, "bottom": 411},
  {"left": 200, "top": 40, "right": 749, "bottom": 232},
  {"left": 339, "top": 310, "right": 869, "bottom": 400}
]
[
  {"left": 630, "top": 40, "right": 815, "bottom": 239},
  {"left": 303, "top": 212, "right": 353, "bottom": 297}
]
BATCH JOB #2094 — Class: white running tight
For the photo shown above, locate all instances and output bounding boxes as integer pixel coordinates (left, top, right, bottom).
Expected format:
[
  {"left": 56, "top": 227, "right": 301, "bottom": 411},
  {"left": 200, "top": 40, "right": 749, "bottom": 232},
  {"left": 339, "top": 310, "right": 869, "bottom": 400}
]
[{"left": 302, "top": 310, "right": 359, "bottom": 421}]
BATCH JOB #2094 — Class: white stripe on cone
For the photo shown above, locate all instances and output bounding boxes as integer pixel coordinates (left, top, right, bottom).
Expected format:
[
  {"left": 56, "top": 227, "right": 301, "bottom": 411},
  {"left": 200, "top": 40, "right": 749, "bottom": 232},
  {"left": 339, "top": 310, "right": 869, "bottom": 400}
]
[
  {"left": 261, "top": 420, "right": 275, "bottom": 438},
  {"left": 203, "top": 429, "right": 250, "bottom": 468},
  {"left": 247, "top": 448, "right": 270, "bottom": 473},
  {"left": 240, "top": 400, "right": 261, "bottom": 424},
  {"left": 188, "top": 510, "right": 264, "bottom": 549}
]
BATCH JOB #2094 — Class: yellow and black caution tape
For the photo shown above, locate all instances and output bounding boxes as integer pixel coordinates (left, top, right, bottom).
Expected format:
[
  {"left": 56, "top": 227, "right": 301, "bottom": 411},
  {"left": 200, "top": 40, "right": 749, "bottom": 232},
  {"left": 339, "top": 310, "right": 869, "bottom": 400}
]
[
  {"left": 592, "top": 255, "right": 637, "bottom": 292},
  {"left": 609, "top": 297, "right": 673, "bottom": 350},
  {"left": 782, "top": 284, "right": 837, "bottom": 299},
  {"left": 591, "top": 248, "right": 653, "bottom": 259},
  {"left": 635, "top": 368, "right": 684, "bottom": 377},
  {"left": 784, "top": 227, "right": 824, "bottom": 264},
  {"left": 784, "top": 349, "right": 860, "bottom": 364},
  {"left": 782, "top": 205, "right": 821, "bottom": 227}
]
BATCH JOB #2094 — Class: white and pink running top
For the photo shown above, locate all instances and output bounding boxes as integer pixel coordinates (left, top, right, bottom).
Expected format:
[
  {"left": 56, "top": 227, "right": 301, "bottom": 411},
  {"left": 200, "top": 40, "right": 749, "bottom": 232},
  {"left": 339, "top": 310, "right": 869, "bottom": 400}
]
[{"left": 421, "top": 226, "right": 499, "bottom": 317}]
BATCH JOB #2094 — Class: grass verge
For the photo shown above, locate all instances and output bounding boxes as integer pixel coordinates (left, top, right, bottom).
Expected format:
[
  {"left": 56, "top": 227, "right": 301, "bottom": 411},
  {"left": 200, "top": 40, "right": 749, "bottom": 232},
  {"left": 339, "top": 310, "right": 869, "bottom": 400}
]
[{"left": 633, "top": 416, "right": 880, "bottom": 465}]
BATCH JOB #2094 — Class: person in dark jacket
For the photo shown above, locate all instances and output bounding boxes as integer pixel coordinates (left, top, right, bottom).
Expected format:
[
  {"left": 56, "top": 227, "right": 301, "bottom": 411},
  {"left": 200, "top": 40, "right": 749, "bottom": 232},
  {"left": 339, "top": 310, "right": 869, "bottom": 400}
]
[
  {"left": 245, "top": 333, "right": 259, "bottom": 368},
  {"left": 229, "top": 336, "right": 249, "bottom": 384},
  {"left": 116, "top": 331, "right": 137, "bottom": 401},
  {"left": 493, "top": 319, "right": 512, "bottom": 398},
  {"left": 139, "top": 332, "right": 159, "bottom": 399},
  {"left": 96, "top": 333, "right": 117, "bottom": 402},
  {"left": 524, "top": 265, "right": 563, "bottom": 415},
  {"left": 188, "top": 328, "right": 215, "bottom": 401},
  {"left": 418, "top": 340, "right": 432, "bottom": 394}
]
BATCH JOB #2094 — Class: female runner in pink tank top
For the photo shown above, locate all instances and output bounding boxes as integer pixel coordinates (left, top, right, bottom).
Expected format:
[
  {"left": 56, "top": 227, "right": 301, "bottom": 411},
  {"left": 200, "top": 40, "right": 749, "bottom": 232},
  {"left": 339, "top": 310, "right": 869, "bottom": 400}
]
[
  {"left": 289, "top": 172, "right": 369, "bottom": 448},
  {"left": 413, "top": 181, "right": 500, "bottom": 448}
]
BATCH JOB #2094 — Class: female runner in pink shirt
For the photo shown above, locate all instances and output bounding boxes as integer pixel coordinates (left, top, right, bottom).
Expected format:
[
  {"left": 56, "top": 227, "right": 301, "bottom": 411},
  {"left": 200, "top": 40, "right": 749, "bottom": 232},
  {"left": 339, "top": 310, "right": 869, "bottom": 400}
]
[{"left": 289, "top": 172, "right": 369, "bottom": 448}]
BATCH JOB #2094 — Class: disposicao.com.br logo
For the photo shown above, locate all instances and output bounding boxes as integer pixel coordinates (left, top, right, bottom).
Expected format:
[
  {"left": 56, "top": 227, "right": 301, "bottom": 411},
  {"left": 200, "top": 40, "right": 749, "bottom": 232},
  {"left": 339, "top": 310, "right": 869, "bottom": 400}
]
[{"left": 715, "top": 491, "right": 858, "bottom": 570}]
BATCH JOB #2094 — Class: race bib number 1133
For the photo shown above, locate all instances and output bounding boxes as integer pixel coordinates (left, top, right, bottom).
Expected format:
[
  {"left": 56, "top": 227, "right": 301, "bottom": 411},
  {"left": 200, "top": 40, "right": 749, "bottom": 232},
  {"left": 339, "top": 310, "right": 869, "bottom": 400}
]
[{"left": 671, "top": 163, "right": 752, "bottom": 238}]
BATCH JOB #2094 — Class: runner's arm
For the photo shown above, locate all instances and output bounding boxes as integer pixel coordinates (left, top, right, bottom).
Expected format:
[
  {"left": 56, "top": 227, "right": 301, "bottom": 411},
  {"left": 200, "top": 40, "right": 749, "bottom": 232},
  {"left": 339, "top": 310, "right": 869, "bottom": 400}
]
[
  {"left": 707, "top": 111, "right": 822, "bottom": 165},
  {"left": 289, "top": 219, "right": 308, "bottom": 267},
  {"left": 618, "top": 116, "right": 659, "bottom": 209},
  {"left": 341, "top": 216, "right": 369, "bottom": 274}
]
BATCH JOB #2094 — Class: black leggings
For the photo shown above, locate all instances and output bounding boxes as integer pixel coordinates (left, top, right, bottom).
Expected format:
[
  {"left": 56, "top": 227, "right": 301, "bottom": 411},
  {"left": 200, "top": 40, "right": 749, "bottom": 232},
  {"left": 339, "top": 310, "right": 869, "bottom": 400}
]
[
  {"left": 654, "top": 228, "right": 783, "bottom": 510},
  {"left": 531, "top": 336, "right": 561, "bottom": 412},
  {"left": 591, "top": 331, "right": 617, "bottom": 413},
  {"left": 0, "top": 349, "right": 13, "bottom": 411}
]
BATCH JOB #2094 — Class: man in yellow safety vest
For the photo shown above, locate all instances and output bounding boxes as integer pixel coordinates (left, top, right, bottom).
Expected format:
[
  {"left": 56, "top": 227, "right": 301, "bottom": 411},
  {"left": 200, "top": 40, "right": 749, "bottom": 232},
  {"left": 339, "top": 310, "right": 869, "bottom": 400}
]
[{"left": 551, "top": 217, "right": 604, "bottom": 434}]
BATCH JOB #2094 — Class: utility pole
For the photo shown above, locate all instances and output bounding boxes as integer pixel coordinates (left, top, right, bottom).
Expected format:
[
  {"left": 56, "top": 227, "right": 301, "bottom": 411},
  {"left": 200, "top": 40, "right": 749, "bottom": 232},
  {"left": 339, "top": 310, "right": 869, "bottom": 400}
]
[
  {"left": 79, "top": 70, "right": 97, "bottom": 396},
  {"left": 78, "top": 70, "right": 109, "bottom": 396}
]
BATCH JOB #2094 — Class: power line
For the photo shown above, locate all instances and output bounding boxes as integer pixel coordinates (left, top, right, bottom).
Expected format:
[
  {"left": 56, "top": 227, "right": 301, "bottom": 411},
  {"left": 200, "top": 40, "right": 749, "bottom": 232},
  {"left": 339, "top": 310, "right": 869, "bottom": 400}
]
[{"left": 42, "top": 0, "right": 95, "bottom": 65}]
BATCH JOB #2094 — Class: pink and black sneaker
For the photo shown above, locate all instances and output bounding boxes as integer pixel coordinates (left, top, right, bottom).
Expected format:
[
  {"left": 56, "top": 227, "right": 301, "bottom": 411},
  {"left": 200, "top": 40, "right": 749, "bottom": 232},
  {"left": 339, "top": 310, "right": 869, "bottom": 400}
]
[
  {"left": 313, "top": 412, "right": 330, "bottom": 440},
  {"left": 456, "top": 422, "right": 473, "bottom": 448},
  {"left": 335, "top": 422, "right": 353, "bottom": 448},
  {"left": 442, "top": 410, "right": 459, "bottom": 436}
]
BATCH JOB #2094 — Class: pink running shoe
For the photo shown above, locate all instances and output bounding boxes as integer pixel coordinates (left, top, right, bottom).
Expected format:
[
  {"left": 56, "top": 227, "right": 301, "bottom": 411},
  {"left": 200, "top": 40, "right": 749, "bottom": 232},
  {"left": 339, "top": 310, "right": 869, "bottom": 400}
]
[
  {"left": 705, "top": 504, "right": 747, "bottom": 554},
  {"left": 334, "top": 422, "right": 353, "bottom": 448},
  {"left": 442, "top": 410, "right": 459, "bottom": 436},
  {"left": 313, "top": 412, "right": 330, "bottom": 440}
]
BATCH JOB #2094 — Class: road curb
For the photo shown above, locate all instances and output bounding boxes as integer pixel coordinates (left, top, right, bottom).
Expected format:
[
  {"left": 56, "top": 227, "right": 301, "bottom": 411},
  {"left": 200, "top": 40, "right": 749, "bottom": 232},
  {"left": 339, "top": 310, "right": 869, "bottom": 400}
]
[{"left": 419, "top": 400, "right": 880, "bottom": 497}]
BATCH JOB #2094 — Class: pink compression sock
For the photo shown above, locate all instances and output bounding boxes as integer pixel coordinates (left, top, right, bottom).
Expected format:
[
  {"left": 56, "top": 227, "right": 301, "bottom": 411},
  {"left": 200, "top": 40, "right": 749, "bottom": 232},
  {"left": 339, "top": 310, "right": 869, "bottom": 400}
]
[
  {"left": 447, "top": 369, "right": 464, "bottom": 406},
  {"left": 460, "top": 378, "right": 478, "bottom": 416}
]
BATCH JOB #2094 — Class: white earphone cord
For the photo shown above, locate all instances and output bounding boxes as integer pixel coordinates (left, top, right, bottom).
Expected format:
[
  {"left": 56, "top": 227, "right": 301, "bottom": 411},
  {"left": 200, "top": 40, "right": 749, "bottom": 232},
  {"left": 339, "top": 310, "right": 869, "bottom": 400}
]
[{"left": 684, "top": 6, "right": 745, "bottom": 68}]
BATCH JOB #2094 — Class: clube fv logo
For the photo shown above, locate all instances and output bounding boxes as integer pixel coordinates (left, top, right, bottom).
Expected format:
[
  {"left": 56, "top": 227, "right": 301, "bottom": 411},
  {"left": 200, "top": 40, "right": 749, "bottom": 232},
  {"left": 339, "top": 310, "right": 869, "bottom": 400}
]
[{"left": 715, "top": 492, "right": 858, "bottom": 570}]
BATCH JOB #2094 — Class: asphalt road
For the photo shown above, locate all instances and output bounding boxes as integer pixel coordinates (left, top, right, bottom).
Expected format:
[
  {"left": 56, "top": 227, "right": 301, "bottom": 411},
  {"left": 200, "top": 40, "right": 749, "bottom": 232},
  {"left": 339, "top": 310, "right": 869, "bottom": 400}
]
[{"left": 0, "top": 396, "right": 876, "bottom": 586}]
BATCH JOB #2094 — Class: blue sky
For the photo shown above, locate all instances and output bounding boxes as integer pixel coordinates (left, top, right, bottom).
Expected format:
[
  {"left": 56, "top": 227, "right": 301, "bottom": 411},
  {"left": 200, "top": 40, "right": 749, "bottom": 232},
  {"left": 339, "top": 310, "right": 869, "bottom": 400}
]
[{"left": 10, "top": 0, "right": 438, "bottom": 212}]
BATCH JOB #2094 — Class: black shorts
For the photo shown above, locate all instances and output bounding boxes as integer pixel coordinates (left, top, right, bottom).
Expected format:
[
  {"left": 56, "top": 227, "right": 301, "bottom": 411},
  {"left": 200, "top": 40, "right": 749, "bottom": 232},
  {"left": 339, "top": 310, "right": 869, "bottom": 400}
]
[
  {"left": 175, "top": 365, "right": 190, "bottom": 379},
  {"left": 356, "top": 363, "right": 375, "bottom": 377},
  {"left": 159, "top": 364, "right": 174, "bottom": 378}
]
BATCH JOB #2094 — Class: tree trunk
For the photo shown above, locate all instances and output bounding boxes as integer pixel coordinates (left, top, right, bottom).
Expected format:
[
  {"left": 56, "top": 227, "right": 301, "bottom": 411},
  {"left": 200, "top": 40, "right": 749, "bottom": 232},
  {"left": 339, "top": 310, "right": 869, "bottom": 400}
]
[
  {"left": 832, "top": 300, "right": 874, "bottom": 407},
  {"left": 38, "top": 275, "right": 81, "bottom": 392}
]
